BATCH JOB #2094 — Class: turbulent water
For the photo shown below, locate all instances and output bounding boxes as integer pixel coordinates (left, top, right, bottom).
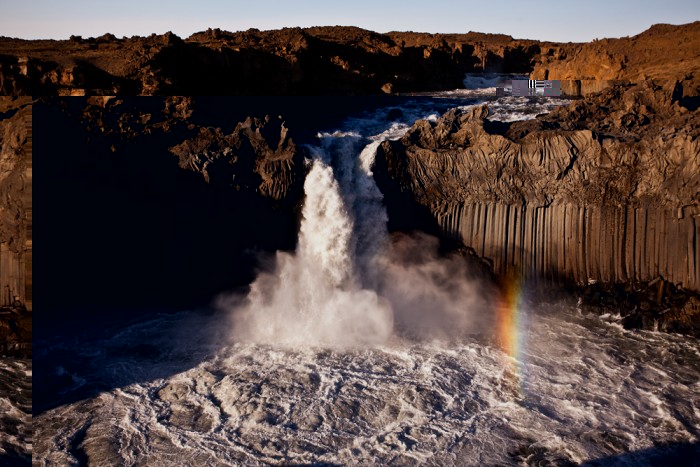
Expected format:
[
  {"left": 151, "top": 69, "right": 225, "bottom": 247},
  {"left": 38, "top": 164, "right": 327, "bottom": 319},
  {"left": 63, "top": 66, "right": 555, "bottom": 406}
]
[
  {"left": 33, "top": 90, "right": 700, "bottom": 465},
  {"left": 33, "top": 304, "right": 700, "bottom": 465},
  {"left": 0, "top": 358, "right": 32, "bottom": 465}
]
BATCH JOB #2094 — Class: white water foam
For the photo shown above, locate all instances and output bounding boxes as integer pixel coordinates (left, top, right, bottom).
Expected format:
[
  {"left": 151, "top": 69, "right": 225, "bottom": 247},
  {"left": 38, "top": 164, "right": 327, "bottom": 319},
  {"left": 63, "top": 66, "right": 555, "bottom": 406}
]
[
  {"left": 226, "top": 108, "right": 491, "bottom": 347},
  {"left": 0, "top": 358, "right": 32, "bottom": 462},
  {"left": 481, "top": 96, "right": 570, "bottom": 122},
  {"left": 33, "top": 303, "right": 700, "bottom": 466}
]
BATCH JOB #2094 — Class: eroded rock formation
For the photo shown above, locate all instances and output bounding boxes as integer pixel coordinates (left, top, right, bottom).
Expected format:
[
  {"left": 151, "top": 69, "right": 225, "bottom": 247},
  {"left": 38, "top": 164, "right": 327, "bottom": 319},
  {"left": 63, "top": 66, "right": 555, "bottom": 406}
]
[
  {"left": 0, "top": 97, "right": 32, "bottom": 306},
  {"left": 2, "top": 22, "right": 698, "bottom": 95},
  {"left": 169, "top": 115, "right": 300, "bottom": 201},
  {"left": 35, "top": 97, "right": 306, "bottom": 327},
  {"left": 375, "top": 80, "right": 700, "bottom": 334},
  {"left": 0, "top": 96, "right": 32, "bottom": 355},
  {"left": 531, "top": 23, "right": 700, "bottom": 97}
]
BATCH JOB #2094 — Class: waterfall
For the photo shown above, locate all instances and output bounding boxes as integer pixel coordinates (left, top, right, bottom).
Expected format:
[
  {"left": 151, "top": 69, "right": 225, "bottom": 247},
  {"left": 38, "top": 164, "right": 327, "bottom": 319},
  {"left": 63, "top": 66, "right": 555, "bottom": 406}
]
[
  {"left": 230, "top": 129, "right": 396, "bottom": 348},
  {"left": 227, "top": 113, "right": 490, "bottom": 348}
]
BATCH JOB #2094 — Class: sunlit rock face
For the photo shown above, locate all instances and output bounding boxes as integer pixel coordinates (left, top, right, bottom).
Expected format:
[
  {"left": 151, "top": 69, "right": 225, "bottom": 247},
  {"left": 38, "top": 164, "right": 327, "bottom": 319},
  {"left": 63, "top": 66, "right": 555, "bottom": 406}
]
[
  {"left": 2, "top": 22, "right": 699, "bottom": 96},
  {"left": 0, "top": 98, "right": 31, "bottom": 358},
  {"left": 375, "top": 81, "right": 700, "bottom": 334}
]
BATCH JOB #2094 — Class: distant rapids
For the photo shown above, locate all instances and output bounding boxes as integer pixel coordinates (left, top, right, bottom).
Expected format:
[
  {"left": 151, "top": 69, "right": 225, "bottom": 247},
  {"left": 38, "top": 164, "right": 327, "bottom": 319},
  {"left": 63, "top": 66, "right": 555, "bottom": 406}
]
[{"left": 33, "top": 88, "right": 700, "bottom": 466}]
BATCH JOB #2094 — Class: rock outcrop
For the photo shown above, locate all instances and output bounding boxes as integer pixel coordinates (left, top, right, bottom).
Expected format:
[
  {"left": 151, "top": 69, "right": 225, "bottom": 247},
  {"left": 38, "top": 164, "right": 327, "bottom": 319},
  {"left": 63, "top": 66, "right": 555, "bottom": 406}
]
[
  {"left": 0, "top": 96, "right": 32, "bottom": 355},
  {"left": 0, "top": 97, "right": 32, "bottom": 309},
  {"left": 2, "top": 22, "right": 699, "bottom": 95},
  {"left": 0, "top": 28, "right": 527, "bottom": 95},
  {"left": 169, "top": 115, "right": 301, "bottom": 202},
  {"left": 34, "top": 97, "right": 306, "bottom": 327},
  {"left": 375, "top": 80, "right": 700, "bottom": 334},
  {"left": 531, "top": 23, "right": 700, "bottom": 97}
]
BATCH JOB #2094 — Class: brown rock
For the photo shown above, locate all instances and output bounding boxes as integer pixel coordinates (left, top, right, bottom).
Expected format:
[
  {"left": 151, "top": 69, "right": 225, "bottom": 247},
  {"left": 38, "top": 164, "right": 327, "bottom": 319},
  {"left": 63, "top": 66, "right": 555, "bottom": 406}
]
[
  {"left": 374, "top": 81, "right": 700, "bottom": 293},
  {"left": 0, "top": 97, "right": 32, "bottom": 312},
  {"left": 3, "top": 22, "right": 697, "bottom": 95},
  {"left": 168, "top": 115, "right": 302, "bottom": 202}
]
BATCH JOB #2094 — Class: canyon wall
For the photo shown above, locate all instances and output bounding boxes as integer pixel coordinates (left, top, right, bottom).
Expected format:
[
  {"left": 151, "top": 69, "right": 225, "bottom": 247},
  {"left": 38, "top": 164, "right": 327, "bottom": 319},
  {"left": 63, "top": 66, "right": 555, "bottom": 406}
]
[
  {"left": 2, "top": 22, "right": 698, "bottom": 95},
  {"left": 34, "top": 97, "right": 306, "bottom": 325},
  {"left": 436, "top": 203, "right": 698, "bottom": 290},
  {"left": 0, "top": 97, "right": 32, "bottom": 310},
  {"left": 375, "top": 81, "right": 700, "bottom": 293},
  {"left": 531, "top": 23, "right": 700, "bottom": 89}
]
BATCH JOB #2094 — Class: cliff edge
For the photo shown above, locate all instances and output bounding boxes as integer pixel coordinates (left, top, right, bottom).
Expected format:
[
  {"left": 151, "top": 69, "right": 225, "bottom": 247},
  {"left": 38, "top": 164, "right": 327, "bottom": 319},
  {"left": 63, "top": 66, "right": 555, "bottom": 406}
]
[
  {"left": 2, "top": 22, "right": 699, "bottom": 95},
  {"left": 375, "top": 80, "right": 700, "bottom": 335}
]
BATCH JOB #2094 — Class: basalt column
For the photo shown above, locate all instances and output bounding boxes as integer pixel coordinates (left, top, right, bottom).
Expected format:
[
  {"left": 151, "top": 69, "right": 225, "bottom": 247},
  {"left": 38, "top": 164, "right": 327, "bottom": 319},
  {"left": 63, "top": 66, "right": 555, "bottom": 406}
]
[
  {"left": 0, "top": 97, "right": 32, "bottom": 310},
  {"left": 436, "top": 203, "right": 699, "bottom": 290}
]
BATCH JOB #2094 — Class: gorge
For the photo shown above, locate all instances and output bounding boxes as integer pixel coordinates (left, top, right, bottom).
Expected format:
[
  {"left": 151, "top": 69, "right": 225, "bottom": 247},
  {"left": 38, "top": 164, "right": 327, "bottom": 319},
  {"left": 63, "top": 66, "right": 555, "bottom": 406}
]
[
  {"left": 32, "top": 79, "right": 700, "bottom": 339},
  {"left": 9, "top": 19, "right": 700, "bottom": 466},
  {"left": 32, "top": 85, "right": 700, "bottom": 465}
]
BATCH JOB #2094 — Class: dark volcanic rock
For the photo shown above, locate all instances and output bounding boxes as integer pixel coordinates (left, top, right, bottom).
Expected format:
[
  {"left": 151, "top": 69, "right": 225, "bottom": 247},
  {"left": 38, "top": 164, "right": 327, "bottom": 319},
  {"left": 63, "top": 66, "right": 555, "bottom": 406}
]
[
  {"left": 169, "top": 115, "right": 302, "bottom": 202},
  {"left": 379, "top": 81, "right": 700, "bottom": 208},
  {"left": 0, "top": 306, "right": 31, "bottom": 358},
  {"left": 374, "top": 80, "right": 700, "bottom": 336},
  {"left": 531, "top": 23, "right": 700, "bottom": 86},
  {"left": 2, "top": 22, "right": 699, "bottom": 95},
  {"left": 34, "top": 97, "right": 306, "bottom": 333},
  {"left": 0, "top": 97, "right": 32, "bottom": 251},
  {"left": 578, "top": 278, "right": 700, "bottom": 337}
]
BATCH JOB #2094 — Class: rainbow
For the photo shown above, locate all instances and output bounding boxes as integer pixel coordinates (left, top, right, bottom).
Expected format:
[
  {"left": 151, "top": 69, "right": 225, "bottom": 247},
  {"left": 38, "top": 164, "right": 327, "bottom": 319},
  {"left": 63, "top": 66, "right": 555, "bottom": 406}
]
[{"left": 496, "top": 274, "right": 528, "bottom": 396}]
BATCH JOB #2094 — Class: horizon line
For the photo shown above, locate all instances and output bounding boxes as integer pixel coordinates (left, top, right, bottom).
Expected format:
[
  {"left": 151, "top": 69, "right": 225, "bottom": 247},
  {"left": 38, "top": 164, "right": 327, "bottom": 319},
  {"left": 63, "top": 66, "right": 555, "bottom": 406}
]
[{"left": 2, "top": 20, "right": 697, "bottom": 44}]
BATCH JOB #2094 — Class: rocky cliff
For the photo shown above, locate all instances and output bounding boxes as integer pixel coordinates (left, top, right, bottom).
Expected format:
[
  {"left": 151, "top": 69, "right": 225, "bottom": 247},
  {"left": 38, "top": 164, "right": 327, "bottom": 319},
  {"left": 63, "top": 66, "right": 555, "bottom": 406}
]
[
  {"left": 531, "top": 23, "right": 700, "bottom": 97},
  {"left": 34, "top": 97, "right": 307, "bottom": 331},
  {"left": 375, "top": 80, "right": 700, "bottom": 334},
  {"left": 2, "top": 22, "right": 699, "bottom": 95},
  {"left": 169, "top": 115, "right": 300, "bottom": 201},
  {"left": 0, "top": 97, "right": 32, "bottom": 355}
]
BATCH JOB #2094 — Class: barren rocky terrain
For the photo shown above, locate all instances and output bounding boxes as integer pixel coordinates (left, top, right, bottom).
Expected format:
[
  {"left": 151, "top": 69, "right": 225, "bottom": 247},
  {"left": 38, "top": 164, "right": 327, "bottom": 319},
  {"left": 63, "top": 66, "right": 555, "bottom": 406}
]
[
  {"left": 14, "top": 21, "right": 700, "bottom": 338},
  {"left": 1, "top": 22, "right": 699, "bottom": 95}
]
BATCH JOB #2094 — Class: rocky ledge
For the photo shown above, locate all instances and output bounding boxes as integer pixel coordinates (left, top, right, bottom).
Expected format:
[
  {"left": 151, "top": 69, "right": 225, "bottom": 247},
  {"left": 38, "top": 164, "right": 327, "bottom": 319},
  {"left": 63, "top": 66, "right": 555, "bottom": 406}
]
[
  {"left": 374, "top": 80, "right": 700, "bottom": 336},
  {"left": 1, "top": 22, "right": 699, "bottom": 95},
  {"left": 35, "top": 97, "right": 306, "bottom": 324}
]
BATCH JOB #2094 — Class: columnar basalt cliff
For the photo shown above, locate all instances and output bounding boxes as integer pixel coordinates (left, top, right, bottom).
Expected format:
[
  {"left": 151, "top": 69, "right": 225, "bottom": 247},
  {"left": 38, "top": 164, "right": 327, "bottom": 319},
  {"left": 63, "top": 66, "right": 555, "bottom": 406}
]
[
  {"left": 2, "top": 22, "right": 699, "bottom": 96},
  {"left": 0, "top": 96, "right": 32, "bottom": 355},
  {"left": 375, "top": 80, "right": 700, "bottom": 333},
  {"left": 0, "top": 97, "right": 32, "bottom": 308}
]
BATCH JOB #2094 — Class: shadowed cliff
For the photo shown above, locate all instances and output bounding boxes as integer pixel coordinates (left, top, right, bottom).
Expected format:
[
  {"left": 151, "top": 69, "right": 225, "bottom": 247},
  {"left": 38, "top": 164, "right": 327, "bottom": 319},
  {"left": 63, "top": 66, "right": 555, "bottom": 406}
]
[{"left": 33, "top": 97, "right": 310, "bottom": 335}]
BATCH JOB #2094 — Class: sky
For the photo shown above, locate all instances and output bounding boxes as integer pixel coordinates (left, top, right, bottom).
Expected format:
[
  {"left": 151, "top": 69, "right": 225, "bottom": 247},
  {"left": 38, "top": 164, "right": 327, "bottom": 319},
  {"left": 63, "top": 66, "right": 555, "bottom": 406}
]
[{"left": 2, "top": 0, "right": 699, "bottom": 42}]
